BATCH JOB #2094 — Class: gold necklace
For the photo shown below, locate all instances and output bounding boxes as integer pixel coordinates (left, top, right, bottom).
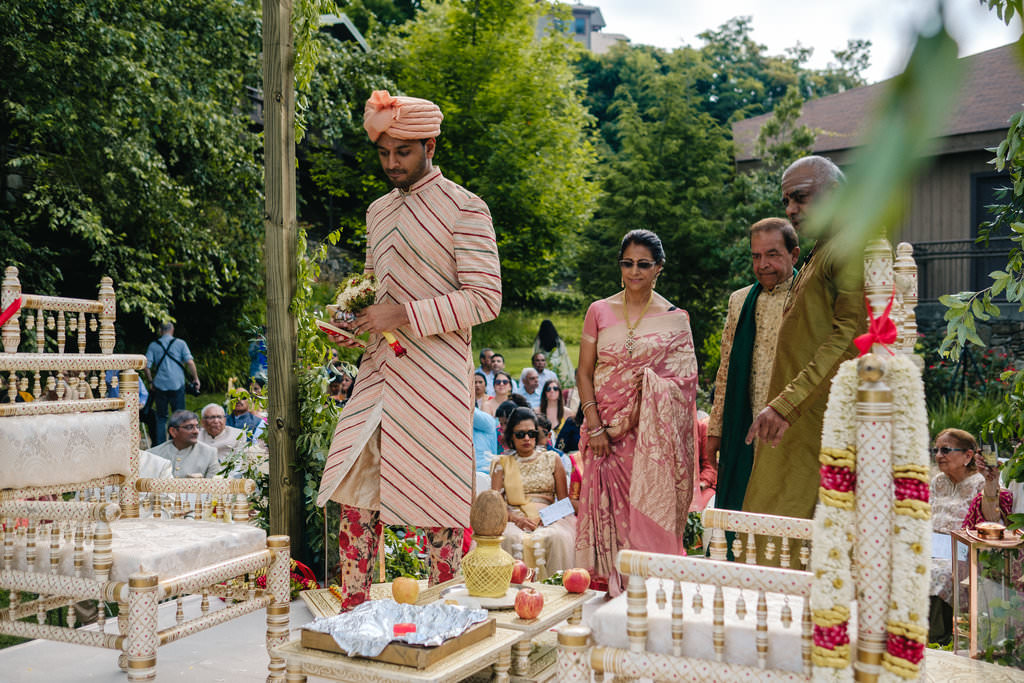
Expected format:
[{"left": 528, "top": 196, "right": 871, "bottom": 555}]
[{"left": 623, "top": 291, "right": 653, "bottom": 356}]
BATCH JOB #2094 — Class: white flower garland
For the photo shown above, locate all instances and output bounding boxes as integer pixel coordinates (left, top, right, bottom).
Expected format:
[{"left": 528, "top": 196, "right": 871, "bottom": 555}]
[{"left": 810, "top": 352, "right": 931, "bottom": 681}]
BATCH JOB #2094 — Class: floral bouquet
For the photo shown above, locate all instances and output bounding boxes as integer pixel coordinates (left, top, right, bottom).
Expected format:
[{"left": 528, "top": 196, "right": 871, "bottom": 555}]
[{"left": 333, "top": 273, "right": 407, "bottom": 357}]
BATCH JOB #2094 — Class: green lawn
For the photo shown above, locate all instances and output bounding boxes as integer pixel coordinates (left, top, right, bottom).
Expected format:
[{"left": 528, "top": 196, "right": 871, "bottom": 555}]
[{"left": 487, "top": 345, "right": 580, "bottom": 383}]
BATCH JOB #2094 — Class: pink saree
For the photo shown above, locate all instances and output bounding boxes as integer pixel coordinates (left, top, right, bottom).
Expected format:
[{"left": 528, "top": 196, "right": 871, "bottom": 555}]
[{"left": 574, "top": 297, "right": 698, "bottom": 596}]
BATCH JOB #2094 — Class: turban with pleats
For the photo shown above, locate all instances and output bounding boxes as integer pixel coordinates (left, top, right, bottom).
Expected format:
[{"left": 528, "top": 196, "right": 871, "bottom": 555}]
[{"left": 363, "top": 90, "right": 443, "bottom": 143}]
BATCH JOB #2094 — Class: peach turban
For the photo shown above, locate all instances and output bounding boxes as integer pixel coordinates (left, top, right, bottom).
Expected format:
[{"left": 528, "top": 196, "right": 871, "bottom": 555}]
[{"left": 363, "top": 90, "right": 443, "bottom": 143}]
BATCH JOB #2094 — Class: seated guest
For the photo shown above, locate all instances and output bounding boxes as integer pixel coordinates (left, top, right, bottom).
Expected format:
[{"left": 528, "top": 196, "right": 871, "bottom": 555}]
[
  {"left": 473, "top": 407, "right": 499, "bottom": 474},
  {"left": 690, "top": 410, "right": 718, "bottom": 512},
  {"left": 198, "top": 403, "right": 245, "bottom": 463},
  {"left": 536, "top": 413, "right": 570, "bottom": 488},
  {"left": 475, "top": 347, "right": 496, "bottom": 396},
  {"left": 929, "top": 428, "right": 985, "bottom": 644},
  {"left": 962, "top": 448, "right": 1014, "bottom": 528},
  {"left": 517, "top": 368, "right": 543, "bottom": 409},
  {"left": 484, "top": 371, "right": 515, "bottom": 417},
  {"left": 326, "top": 363, "right": 355, "bottom": 409},
  {"left": 490, "top": 354, "right": 519, "bottom": 393},
  {"left": 491, "top": 408, "right": 575, "bottom": 579},
  {"left": 150, "top": 410, "right": 220, "bottom": 478},
  {"left": 520, "top": 351, "right": 557, "bottom": 391},
  {"left": 539, "top": 379, "right": 567, "bottom": 435},
  {"left": 494, "top": 399, "right": 520, "bottom": 446},
  {"left": 474, "top": 371, "right": 494, "bottom": 412},
  {"left": 226, "top": 390, "right": 263, "bottom": 433},
  {"left": 555, "top": 404, "right": 582, "bottom": 453}
]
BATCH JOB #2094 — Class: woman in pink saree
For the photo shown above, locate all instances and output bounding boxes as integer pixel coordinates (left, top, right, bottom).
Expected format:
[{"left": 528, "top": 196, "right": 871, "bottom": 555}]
[{"left": 575, "top": 229, "right": 698, "bottom": 596}]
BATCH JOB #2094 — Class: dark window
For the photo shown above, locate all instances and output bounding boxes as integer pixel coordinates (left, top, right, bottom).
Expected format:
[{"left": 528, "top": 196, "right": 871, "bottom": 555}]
[{"left": 971, "top": 172, "right": 1013, "bottom": 296}]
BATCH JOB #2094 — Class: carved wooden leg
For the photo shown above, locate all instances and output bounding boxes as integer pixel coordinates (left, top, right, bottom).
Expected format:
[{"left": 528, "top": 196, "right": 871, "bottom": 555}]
[
  {"left": 285, "top": 659, "right": 306, "bottom": 683},
  {"left": 125, "top": 571, "right": 159, "bottom": 682},
  {"left": 557, "top": 624, "right": 591, "bottom": 682},
  {"left": 266, "top": 535, "right": 290, "bottom": 683},
  {"left": 493, "top": 645, "right": 511, "bottom": 683},
  {"left": 512, "top": 639, "right": 532, "bottom": 676}
]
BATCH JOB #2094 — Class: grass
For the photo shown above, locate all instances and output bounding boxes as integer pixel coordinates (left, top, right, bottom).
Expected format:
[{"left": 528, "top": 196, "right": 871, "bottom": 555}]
[{"left": 494, "top": 345, "right": 580, "bottom": 380}]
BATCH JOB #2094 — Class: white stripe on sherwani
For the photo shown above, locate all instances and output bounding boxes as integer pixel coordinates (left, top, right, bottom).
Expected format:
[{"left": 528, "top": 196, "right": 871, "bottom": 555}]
[{"left": 316, "top": 168, "right": 501, "bottom": 528}]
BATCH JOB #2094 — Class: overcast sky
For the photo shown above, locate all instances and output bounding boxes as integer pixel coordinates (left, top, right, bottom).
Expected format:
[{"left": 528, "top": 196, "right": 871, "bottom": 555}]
[{"left": 593, "top": 0, "right": 1022, "bottom": 84}]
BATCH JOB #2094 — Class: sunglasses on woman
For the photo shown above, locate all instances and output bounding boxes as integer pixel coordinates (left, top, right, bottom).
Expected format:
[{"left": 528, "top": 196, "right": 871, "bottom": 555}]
[
  {"left": 930, "top": 447, "right": 965, "bottom": 455},
  {"left": 545, "top": 385, "right": 561, "bottom": 392},
  {"left": 494, "top": 379, "right": 510, "bottom": 385},
  {"left": 618, "top": 259, "right": 656, "bottom": 270},
  {"left": 513, "top": 430, "right": 538, "bottom": 440}
]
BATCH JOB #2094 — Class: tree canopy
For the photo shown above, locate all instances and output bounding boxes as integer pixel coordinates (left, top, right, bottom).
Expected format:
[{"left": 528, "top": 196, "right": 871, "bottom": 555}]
[
  {"left": 1, "top": 0, "right": 265, "bottom": 340},
  {"left": 304, "top": 0, "right": 600, "bottom": 305}
]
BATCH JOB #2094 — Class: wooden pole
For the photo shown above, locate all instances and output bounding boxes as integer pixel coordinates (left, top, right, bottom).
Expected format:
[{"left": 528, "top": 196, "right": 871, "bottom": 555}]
[{"left": 262, "top": 0, "right": 303, "bottom": 545}]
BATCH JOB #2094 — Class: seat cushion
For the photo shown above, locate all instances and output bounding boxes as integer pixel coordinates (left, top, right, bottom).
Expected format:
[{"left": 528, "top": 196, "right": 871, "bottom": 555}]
[
  {"left": 586, "top": 576, "right": 852, "bottom": 673},
  {"left": 13, "top": 518, "right": 267, "bottom": 584},
  {"left": 1, "top": 411, "right": 133, "bottom": 489}
]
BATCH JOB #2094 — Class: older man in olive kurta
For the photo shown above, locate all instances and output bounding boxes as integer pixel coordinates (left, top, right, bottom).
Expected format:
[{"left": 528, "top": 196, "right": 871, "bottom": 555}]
[
  {"left": 744, "top": 156, "right": 866, "bottom": 522},
  {"left": 317, "top": 91, "right": 501, "bottom": 609}
]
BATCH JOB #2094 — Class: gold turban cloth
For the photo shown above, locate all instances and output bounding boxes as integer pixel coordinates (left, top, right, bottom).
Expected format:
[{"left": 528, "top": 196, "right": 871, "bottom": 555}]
[{"left": 363, "top": 90, "right": 443, "bottom": 143}]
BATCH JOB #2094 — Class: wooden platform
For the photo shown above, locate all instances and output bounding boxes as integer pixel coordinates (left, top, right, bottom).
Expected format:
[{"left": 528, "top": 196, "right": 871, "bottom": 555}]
[{"left": 1, "top": 594, "right": 1021, "bottom": 682}]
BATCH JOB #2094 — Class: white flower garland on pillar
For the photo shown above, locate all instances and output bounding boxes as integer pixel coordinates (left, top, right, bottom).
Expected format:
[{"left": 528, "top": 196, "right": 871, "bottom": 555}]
[{"left": 811, "top": 352, "right": 931, "bottom": 682}]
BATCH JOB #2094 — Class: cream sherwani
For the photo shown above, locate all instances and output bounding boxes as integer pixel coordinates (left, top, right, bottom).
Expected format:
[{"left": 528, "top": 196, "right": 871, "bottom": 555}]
[
  {"left": 317, "top": 169, "right": 501, "bottom": 528},
  {"left": 198, "top": 425, "right": 245, "bottom": 462},
  {"left": 708, "top": 277, "right": 792, "bottom": 438}
]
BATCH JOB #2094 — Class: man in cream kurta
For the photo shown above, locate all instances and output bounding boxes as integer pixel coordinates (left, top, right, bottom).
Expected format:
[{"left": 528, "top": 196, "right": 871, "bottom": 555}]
[
  {"left": 707, "top": 218, "right": 799, "bottom": 512},
  {"left": 317, "top": 91, "right": 501, "bottom": 609},
  {"left": 744, "top": 156, "right": 866, "bottom": 524}
]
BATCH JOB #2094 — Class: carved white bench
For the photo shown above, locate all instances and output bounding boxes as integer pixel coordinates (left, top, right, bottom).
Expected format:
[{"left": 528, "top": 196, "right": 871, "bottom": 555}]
[{"left": 0, "top": 266, "right": 291, "bottom": 681}]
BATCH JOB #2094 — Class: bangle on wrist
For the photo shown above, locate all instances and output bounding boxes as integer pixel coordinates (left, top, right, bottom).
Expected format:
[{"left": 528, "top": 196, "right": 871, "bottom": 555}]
[
  {"left": 588, "top": 426, "right": 606, "bottom": 437},
  {"left": 580, "top": 400, "right": 597, "bottom": 411}
]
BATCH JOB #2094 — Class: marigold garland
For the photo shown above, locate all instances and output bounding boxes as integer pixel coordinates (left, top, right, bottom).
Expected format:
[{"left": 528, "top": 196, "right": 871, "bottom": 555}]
[{"left": 810, "top": 353, "right": 930, "bottom": 682}]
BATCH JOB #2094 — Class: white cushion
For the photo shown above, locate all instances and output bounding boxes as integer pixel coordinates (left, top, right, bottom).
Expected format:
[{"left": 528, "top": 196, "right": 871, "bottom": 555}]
[
  {"left": 13, "top": 518, "right": 267, "bottom": 583},
  {"left": 587, "top": 576, "right": 849, "bottom": 673},
  {"left": 1, "top": 412, "right": 132, "bottom": 489}
]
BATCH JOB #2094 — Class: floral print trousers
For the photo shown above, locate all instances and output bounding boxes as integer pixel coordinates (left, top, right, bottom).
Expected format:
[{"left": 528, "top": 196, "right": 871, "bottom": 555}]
[{"left": 336, "top": 504, "right": 463, "bottom": 611}]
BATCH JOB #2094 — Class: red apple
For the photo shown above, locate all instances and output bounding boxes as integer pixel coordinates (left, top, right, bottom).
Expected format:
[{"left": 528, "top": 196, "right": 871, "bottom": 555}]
[
  {"left": 514, "top": 587, "right": 544, "bottom": 620},
  {"left": 562, "top": 568, "right": 591, "bottom": 593},
  {"left": 510, "top": 559, "right": 532, "bottom": 584},
  {"left": 392, "top": 576, "right": 420, "bottom": 604}
]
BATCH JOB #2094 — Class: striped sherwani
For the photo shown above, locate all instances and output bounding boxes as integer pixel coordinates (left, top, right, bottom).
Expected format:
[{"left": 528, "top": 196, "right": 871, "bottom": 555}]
[{"left": 317, "top": 168, "right": 501, "bottom": 528}]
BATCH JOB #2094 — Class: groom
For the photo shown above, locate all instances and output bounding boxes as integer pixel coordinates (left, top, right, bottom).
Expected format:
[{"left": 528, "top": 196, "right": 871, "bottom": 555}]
[{"left": 318, "top": 91, "right": 502, "bottom": 609}]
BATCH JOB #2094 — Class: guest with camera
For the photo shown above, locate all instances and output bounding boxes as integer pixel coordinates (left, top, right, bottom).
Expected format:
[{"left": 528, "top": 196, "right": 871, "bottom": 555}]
[{"left": 143, "top": 322, "right": 200, "bottom": 445}]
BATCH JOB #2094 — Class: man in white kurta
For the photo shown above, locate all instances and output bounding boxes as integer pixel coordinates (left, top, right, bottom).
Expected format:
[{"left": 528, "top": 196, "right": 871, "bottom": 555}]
[
  {"left": 317, "top": 91, "right": 501, "bottom": 609},
  {"left": 198, "top": 403, "right": 246, "bottom": 462}
]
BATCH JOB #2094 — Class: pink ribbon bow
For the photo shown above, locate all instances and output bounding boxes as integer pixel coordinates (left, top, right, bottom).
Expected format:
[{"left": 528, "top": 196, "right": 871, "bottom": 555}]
[
  {"left": 0, "top": 297, "right": 21, "bottom": 328},
  {"left": 854, "top": 291, "right": 898, "bottom": 356}
]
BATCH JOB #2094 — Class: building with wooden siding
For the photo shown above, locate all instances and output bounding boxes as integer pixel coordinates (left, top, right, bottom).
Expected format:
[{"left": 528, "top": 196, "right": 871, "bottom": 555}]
[{"left": 732, "top": 43, "right": 1023, "bottom": 311}]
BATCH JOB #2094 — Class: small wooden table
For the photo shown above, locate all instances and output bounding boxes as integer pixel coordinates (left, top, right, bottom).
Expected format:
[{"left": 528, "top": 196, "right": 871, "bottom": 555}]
[
  {"left": 488, "top": 582, "right": 594, "bottom": 681},
  {"left": 273, "top": 628, "right": 521, "bottom": 683},
  {"left": 949, "top": 528, "right": 1024, "bottom": 659}
]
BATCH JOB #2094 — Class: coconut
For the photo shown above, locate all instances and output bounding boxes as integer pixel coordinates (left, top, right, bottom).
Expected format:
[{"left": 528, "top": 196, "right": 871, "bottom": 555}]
[{"left": 470, "top": 489, "right": 508, "bottom": 536}]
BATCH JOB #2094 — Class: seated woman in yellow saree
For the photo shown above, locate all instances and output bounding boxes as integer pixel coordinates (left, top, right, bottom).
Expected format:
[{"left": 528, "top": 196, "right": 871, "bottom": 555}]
[{"left": 491, "top": 408, "right": 576, "bottom": 580}]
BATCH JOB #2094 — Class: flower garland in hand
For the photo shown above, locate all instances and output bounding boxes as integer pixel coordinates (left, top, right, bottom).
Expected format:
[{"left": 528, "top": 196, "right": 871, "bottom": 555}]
[
  {"left": 810, "top": 353, "right": 931, "bottom": 682},
  {"left": 335, "top": 273, "right": 407, "bottom": 357}
]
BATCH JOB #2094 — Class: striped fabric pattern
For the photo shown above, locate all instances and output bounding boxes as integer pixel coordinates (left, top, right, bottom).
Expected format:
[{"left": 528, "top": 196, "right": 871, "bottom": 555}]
[{"left": 317, "top": 169, "right": 501, "bottom": 528}]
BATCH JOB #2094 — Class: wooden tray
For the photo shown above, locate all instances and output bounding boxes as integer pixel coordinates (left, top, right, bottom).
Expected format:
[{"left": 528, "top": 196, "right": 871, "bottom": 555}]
[
  {"left": 300, "top": 617, "right": 496, "bottom": 669},
  {"left": 301, "top": 578, "right": 463, "bottom": 619}
]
